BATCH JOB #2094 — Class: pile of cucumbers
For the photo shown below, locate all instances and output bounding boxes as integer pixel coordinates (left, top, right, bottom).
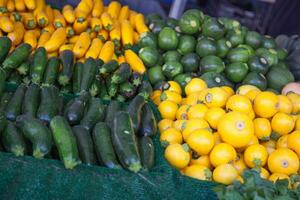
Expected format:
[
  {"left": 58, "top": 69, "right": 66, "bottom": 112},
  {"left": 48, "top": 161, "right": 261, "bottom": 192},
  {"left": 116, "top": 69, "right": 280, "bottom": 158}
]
[
  {"left": 140, "top": 10, "right": 295, "bottom": 93},
  {"left": 0, "top": 84, "right": 157, "bottom": 172},
  {"left": 0, "top": 36, "right": 153, "bottom": 102}
]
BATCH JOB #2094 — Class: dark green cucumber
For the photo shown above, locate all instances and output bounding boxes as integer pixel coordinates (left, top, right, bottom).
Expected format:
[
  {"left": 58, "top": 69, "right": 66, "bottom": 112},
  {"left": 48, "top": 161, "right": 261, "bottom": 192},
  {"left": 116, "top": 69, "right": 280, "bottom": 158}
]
[
  {"left": 99, "top": 78, "right": 111, "bottom": 100},
  {"left": 2, "top": 43, "right": 32, "bottom": 69},
  {"left": 50, "top": 116, "right": 81, "bottom": 169},
  {"left": 127, "top": 95, "right": 145, "bottom": 133},
  {"left": 138, "top": 103, "right": 157, "bottom": 137},
  {"left": 111, "top": 62, "right": 132, "bottom": 84},
  {"left": 7, "top": 71, "right": 22, "bottom": 85},
  {"left": 80, "top": 98, "right": 105, "bottom": 132},
  {"left": 17, "top": 115, "right": 52, "bottom": 158},
  {"left": 0, "top": 92, "right": 13, "bottom": 113},
  {"left": 105, "top": 100, "right": 123, "bottom": 129},
  {"left": 43, "top": 57, "right": 60, "bottom": 85},
  {"left": 0, "top": 68, "right": 7, "bottom": 97},
  {"left": 16, "top": 60, "right": 30, "bottom": 75},
  {"left": 64, "top": 91, "right": 90, "bottom": 125},
  {"left": 72, "top": 62, "right": 83, "bottom": 94},
  {"left": 112, "top": 111, "right": 141, "bottom": 172},
  {"left": 105, "top": 75, "right": 118, "bottom": 98},
  {"left": 92, "top": 122, "right": 121, "bottom": 169},
  {"left": 0, "top": 113, "right": 7, "bottom": 133},
  {"left": 89, "top": 77, "right": 101, "bottom": 97},
  {"left": 37, "top": 85, "right": 60, "bottom": 124},
  {"left": 0, "top": 36, "right": 12, "bottom": 64},
  {"left": 138, "top": 136, "right": 155, "bottom": 170},
  {"left": 99, "top": 60, "right": 118, "bottom": 75},
  {"left": 5, "top": 84, "right": 26, "bottom": 121},
  {"left": 80, "top": 58, "right": 97, "bottom": 92},
  {"left": 58, "top": 50, "right": 74, "bottom": 86},
  {"left": 72, "top": 125, "right": 96, "bottom": 165},
  {"left": 138, "top": 80, "right": 153, "bottom": 100},
  {"left": 30, "top": 47, "right": 47, "bottom": 84},
  {"left": 119, "top": 82, "right": 136, "bottom": 99},
  {"left": 130, "top": 72, "right": 143, "bottom": 87},
  {"left": 22, "top": 83, "right": 40, "bottom": 117},
  {"left": 2, "top": 121, "right": 26, "bottom": 156}
]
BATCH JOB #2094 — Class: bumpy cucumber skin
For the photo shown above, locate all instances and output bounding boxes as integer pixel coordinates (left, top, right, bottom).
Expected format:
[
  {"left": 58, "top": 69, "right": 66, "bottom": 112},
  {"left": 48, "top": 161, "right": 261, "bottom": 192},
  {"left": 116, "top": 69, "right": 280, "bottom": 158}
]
[
  {"left": 138, "top": 103, "right": 157, "bottom": 137},
  {"left": 127, "top": 95, "right": 145, "bottom": 133},
  {"left": 43, "top": 57, "right": 60, "bottom": 86},
  {"left": 22, "top": 83, "right": 40, "bottom": 117},
  {"left": 72, "top": 125, "right": 97, "bottom": 165},
  {"left": 50, "top": 116, "right": 81, "bottom": 169},
  {"left": 30, "top": 47, "right": 47, "bottom": 84},
  {"left": 92, "top": 122, "right": 121, "bottom": 169},
  {"left": 112, "top": 111, "right": 141, "bottom": 173},
  {"left": 2, "top": 43, "right": 32, "bottom": 69},
  {"left": 5, "top": 84, "right": 26, "bottom": 121},
  {"left": 58, "top": 50, "right": 74, "bottom": 86},
  {"left": 17, "top": 115, "right": 53, "bottom": 158},
  {"left": 138, "top": 136, "right": 155, "bottom": 170}
]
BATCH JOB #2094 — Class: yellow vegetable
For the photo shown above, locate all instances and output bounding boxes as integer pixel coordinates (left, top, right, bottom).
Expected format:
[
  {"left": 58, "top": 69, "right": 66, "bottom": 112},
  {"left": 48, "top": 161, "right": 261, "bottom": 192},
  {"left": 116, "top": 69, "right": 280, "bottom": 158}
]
[
  {"left": 21, "top": 12, "right": 36, "bottom": 29},
  {"left": 43, "top": 24, "right": 55, "bottom": 33},
  {"left": 45, "top": 5, "right": 54, "bottom": 23},
  {"left": 109, "top": 20, "right": 121, "bottom": 45},
  {"left": 253, "top": 118, "right": 271, "bottom": 140},
  {"left": 118, "top": 5, "right": 130, "bottom": 20},
  {"left": 0, "top": 16, "right": 14, "bottom": 32},
  {"left": 107, "top": 1, "right": 121, "bottom": 19},
  {"left": 0, "top": 0, "right": 7, "bottom": 7},
  {"left": 253, "top": 91, "right": 279, "bottom": 118},
  {"left": 75, "top": 1, "right": 91, "bottom": 21},
  {"left": 164, "top": 143, "right": 190, "bottom": 169},
  {"left": 184, "top": 165, "right": 212, "bottom": 181},
  {"left": 36, "top": 10, "right": 49, "bottom": 27},
  {"left": 37, "top": 31, "right": 51, "bottom": 47},
  {"left": 59, "top": 43, "right": 74, "bottom": 53},
  {"left": 186, "top": 129, "right": 215, "bottom": 156},
  {"left": 271, "top": 112, "right": 295, "bottom": 136},
  {"left": 7, "top": 21, "right": 24, "bottom": 45},
  {"left": 213, "top": 164, "right": 238, "bottom": 185},
  {"left": 90, "top": 17, "right": 102, "bottom": 32},
  {"left": 44, "top": 27, "right": 67, "bottom": 52},
  {"left": 68, "top": 35, "right": 79, "bottom": 44},
  {"left": 133, "top": 31, "right": 139, "bottom": 44},
  {"left": 287, "top": 130, "right": 300, "bottom": 157},
  {"left": 117, "top": 55, "right": 125, "bottom": 65},
  {"left": 92, "top": 1, "right": 103, "bottom": 17},
  {"left": 24, "top": 0, "right": 35, "bottom": 10},
  {"left": 24, "top": 29, "right": 39, "bottom": 49},
  {"left": 73, "top": 18, "right": 88, "bottom": 34},
  {"left": 101, "top": 12, "right": 113, "bottom": 31},
  {"left": 98, "top": 29, "right": 108, "bottom": 42},
  {"left": 6, "top": 0, "right": 14, "bottom": 12},
  {"left": 85, "top": 38, "right": 103, "bottom": 59},
  {"left": 73, "top": 32, "right": 91, "bottom": 58},
  {"left": 121, "top": 20, "right": 133, "bottom": 47},
  {"left": 129, "top": 10, "right": 137, "bottom": 28},
  {"left": 14, "top": 0, "right": 26, "bottom": 12},
  {"left": 204, "top": 87, "right": 229, "bottom": 108},
  {"left": 33, "top": 0, "right": 45, "bottom": 16},
  {"left": 10, "top": 12, "right": 21, "bottom": 23},
  {"left": 62, "top": 5, "right": 75, "bottom": 24},
  {"left": 66, "top": 26, "right": 75, "bottom": 37},
  {"left": 135, "top": 13, "right": 149, "bottom": 34},
  {"left": 244, "top": 144, "right": 268, "bottom": 168},
  {"left": 185, "top": 78, "right": 207, "bottom": 96},
  {"left": 209, "top": 143, "right": 237, "bottom": 167},
  {"left": 160, "top": 127, "right": 183, "bottom": 147},
  {"left": 53, "top": 9, "right": 66, "bottom": 28},
  {"left": 124, "top": 49, "right": 146, "bottom": 74},
  {"left": 47, "top": 51, "right": 58, "bottom": 58},
  {"left": 98, "top": 40, "right": 114, "bottom": 63}
]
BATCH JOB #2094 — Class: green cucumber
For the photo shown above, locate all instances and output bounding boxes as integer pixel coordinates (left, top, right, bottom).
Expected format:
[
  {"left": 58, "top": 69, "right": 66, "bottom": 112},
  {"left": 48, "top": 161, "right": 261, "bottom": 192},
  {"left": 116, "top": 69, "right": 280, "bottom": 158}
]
[
  {"left": 105, "top": 100, "right": 122, "bottom": 129},
  {"left": 30, "top": 47, "right": 47, "bottom": 84},
  {"left": 225, "top": 62, "right": 249, "bottom": 83},
  {"left": 130, "top": 72, "right": 143, "bottom": 87},
  {"left": 37, "top": 85, "right": 60, "bottom": 124},
  {"left": 138, "top": 103, "right": 157, "bottom": 137},
  {"left": 92, "top": 122, "right": 121, "bottom": 169},
  {"left": 80, "top": 97, "right": 105, "bottom": 132},
  {"left": 248, "top": 55, "right": 269, "bottom": 75},
  {"left": 50, "top": 116, "right": 81, "bottom": 169},
  {"left": 112, "top": 111, "right": 141, "bottom": 172},
  {"left": 64, "top": 91, "right": 90, "bottom": 125},
  {"left": 138, "top": 32, "right": 157, "bottom": 49},
  {"left": 120, "top": 82, "right": 136, "bottom": 99},
  {"left": 216, "top": 39, "right": 232, "bottom": 58},
  {"left": 2, "top": 43, "right": 32, "bottom": 69},
  {"left": 158, "top": 27, "right": 179, "bottom": 50},
  {"left": 17, "top": 115, "right": 53, "bottom": 158},
  {"left": 105, "top": 75, "right": 118, "bottom": 98},
  {"left": 72, "top": 62, "right": 83, "bottom": 94},
  {"left": 72, "top": 125, "right": 96, "bottom": 165},
  {"left": 0, "top": 92, "right": 13, "bottom": 113},
  {"left": 98, "top": 78, "right": 110, "bottom": 100},
  {"left": 200, "top": 55, "right": 225, "bottom": 73},
  {"left": 138, "top": 80, "right": 153, "bottom": 100},
  {"left": 99, "top": 60, "right": 118, "bottom": 75},
  {"left": 163, "top": 50, "right": 181, "bottom": 62},
  {"left": 7, "top": 71, "right": 21, "bottom": 85},
  {"left": 0, "top": 68, "right": 7, "bottom": 97},
  {"left": 245, "top": 31, "right": 261, "bottom": 49},
  {"left": 0, "top": 36, "right": 12, "bottom": 64},
  {"left": 43, "top": 57, "right": 60, "bottom": 86},
  {"left": 89, "top": 77, "right": 101, "bottom": 97},
  {"left": 5, "top": 84, "right": 26, "bottom": 121},
  {"left": 80, "top": 58, "right": 97, "bottom": 92},
  {"left": 58, "top": 50, "right": 74, "bottom": 86},
  {"left": 202, "top": 18, "right": 225, "bottom": 39},
  {"left": 138, "top": 46, "right": 159, "bottom": 67},
  {"left": 127, "top": 95, "right": 145, "bottom": 133},
  {"left": 16, "top": 60, "right": 30, "bottom": 75},
  {"left": 162, "top": 61, "right": 183, "bottom": 79},
  {"left": 196, "top": 37, "right": 217, "bottom": 57},
  {"left": 111, "top": 62, "right": 132, "bottom": 84},
  {"left": 2, "top": 121, "right": 26, "bottom": 156},
  {"left": 181, "top": 53, "right": 200, "bottom": 73},
  {"left": 22, "top": 83, "right": 40, "bottom": 117},
  {"left": 200, "top": 72, "right": 234, "bottom": 88},
  {"left": 138, "top": 136, "right": 155, "bottom": 170},
  {"left": 178, "top": 35, "right": 196, "bottom": 55},
  {"left": 242, "top": 72, "right": 267, "bottom": 90},
  {"left": 147, "top": 65, "right": 165, "bottom": 85},
  {"left": 179, "top": 12, "right": 201, "bottom": 35}
]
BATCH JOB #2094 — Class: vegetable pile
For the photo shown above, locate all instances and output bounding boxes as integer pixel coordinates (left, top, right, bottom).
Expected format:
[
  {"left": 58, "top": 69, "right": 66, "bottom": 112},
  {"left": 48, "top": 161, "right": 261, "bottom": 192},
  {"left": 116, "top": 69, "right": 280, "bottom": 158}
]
[
  {"left": 0, "top": 84, "right": 157, "bottom": 172},
  {"left": 139, "top": 9, "right": 295, "bottom": 93},
  {"left": 153, "top": 77, "right": 300, "bottom": 186}
]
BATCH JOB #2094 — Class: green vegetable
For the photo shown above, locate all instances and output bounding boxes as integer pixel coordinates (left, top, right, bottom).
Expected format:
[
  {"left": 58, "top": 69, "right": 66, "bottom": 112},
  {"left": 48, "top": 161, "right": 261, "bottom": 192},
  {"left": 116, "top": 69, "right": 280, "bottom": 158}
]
[
  {"left": 226, "top": 29, "right": 244, "bottom": 47},
  {"left": 184, "top": 9, "right": 204, "bottom": 23},
  {"left": 196, "top": 37, "right": 217, "bottom": 57},
  {"left": 145, "top": 13, "right": 162, "bottom": 25},
  {"left": 30, "top": 47, "right": 47, "bottom": 84},
  {"left": 262, "top": 36, "right": 276, "bottom": 49},
  {"left": 105, "top": 100, "right": 123, "bottom": 128},
  {"left": 58, "top": 50, "right": 74, "bottom": 86},
  {"left": 112, "top": 111, "right": 141, "bottom": 173},
  {"left": 179, "top": 12, "right": 200, "bottom": 35},
  {"left": 17, "top": 60, "right": 30, "bottom": 75},
  {"left": 158, "top": 27, "right": 178, "bottom": 50},
  {"left": 216, "top": 39, "right": 232, "bottom": 58},
  {"left": 173, "top": 73, "right": 192, "bottom": 91},
  {"left": 138, "top": 32, "right": 157, "bottom": 48},
  {"left": 7, "top": 71, "right": 22, "bottom": 85},
  {"left": 149, "top": 19, "right": 166, "bottom": 34},
  {"left": 43, "top": 57, "right": 60, "bottom": 86},
  {"left": 119, "top": 82, "right": 136, "bottom": 99},
  {"left": 5, "top": 84, "right": 26, "bottom": 121},
  {"left": 242, "top": 72, "right": 267, "bottom": 90},
  {"left": 225, "top": 62, "right": 248, "bottom": 83},
  {"left": 138, "top": 46, "right": 159, "bottom": 67},
  {"left": 105, "top": 75, "right": 118, "bottom": 98},
  {"left": 0, "top": 68, "right": 6, "bottom": 97},
  {"left": 2, "top": 43, "right": 31, "bottom": 69},
  {"left": 80, "top": 58, "right": 97, "bottom": 92},
  {"left": 111, "top": 62, "right": 132, "bottom": 84},
  {"left": 248, "top": 55, "right": 269, "bottom": 74},
  {"left": 162, "top": 61, "right": 183, "bottom": 79},
  {"left": 89, "top": 77, "right": 101, "bottom": 97},
  {"left": 130, "top": 72, "right": 142, "bottom": 87},
  {"left": 165, "top": 17, "right": 178, "bottom": 29},
  {"left": 202, "top": 18, "right": 225, "bottom": 40},
  {"left": 138, "top": 136, "right": 155, "bottom": 171},
  {"left": 147, "top": 65, "right": 165, "bottom": 85},
  {"left": 177, "top": 35, "right": 196, "bottom": 55},
  {"left": 245, "top": 31, "right": 261, "bottom": 49},
  {"left": 200, "top": 55, "right": 225, "bottom": 73},
  {"left": 227, "top": 47, "right": 251, "bottom": 63},
  {"left": 72, "top": 62, "right": 83, "bottom": 94},
  {"left": 138, "top": 103, "right": 157, "bottom": 137},
  {"left": 127, "top": 95, "right": 145, "bottom": 133},
  {"left": 50, "top": 116, "right": 81, "bottom": 169},
  {"left": 0, "top": 36, "right": 12, "bottom": 64},
  {"left": 0, "top": 92, "right": 13, "bottom": 113},
  {"left": 99, "top": 60, "right": 118, "bottom": 75},
  {"left": 200, "top": 72, "right": 234, "bottom": 88},
  {"left": 72, "top": 125, "right": 96, "bottom": 165},
  {"left": 22, "top": 83, "right": 40, "bottom": 117},
  {"left": 163, "top": 50, "right": 181, "bottom": 62},
  {"left": 181, "top": 52, "right": 200, "bottom": 73},
  {"left": 92, "top": 122, "right": 121, "bottom": 169},
  {"left": 266, "top": 66, "right": 295, "bottom": 91},
  {"left": 138, "top": 78, "right": 152, "bottom": 100},
  {"left": 256, "top": 48, "right": 278, "bottom": 66}
]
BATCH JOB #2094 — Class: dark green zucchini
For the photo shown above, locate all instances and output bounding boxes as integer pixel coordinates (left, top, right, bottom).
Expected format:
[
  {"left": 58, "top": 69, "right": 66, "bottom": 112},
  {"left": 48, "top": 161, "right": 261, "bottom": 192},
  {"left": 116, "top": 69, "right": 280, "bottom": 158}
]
[
  {"left": 7, "top": 71, "right": 22, "bottom": 85},
  {"left": 30, "top": 47, "right": 47, "bottom": 84},
  {"left": 0, "top": 36, "right": 12, "bottom": 64},
  {"left": 130, "top": 72, "right": 143, "bottom": 87},
  {"left": 80, "top": 58, "right": 97, "bottom": 92},
  {"left": 105, "top": 100, "right": 122, "bottom": 129},
  {"left": 138, "top": 80, "right": 153, "bottom": 100},
  {"left": 98, "top": 78, "right": 110, "bottom": 100},
  {"left": 43, "top": 57, "right": 60, "bottom": 86},
  {"left": 0, "top": 92, "right": 13, "bottom": 113},
  {"left": 119, "top": 82, "right": 136, "bottom": 99},
  {"left": 5, "top": 84, "right": 26, "bottom": 121},
  {"left": 0, "top": 68, "right": 7, "bottom": 97},
  {"left": 22, "top": 83, "right": 40, "bottom": 117},
  {"left": 111, "top": 62, "right": 132, "bottom": 84},
  {"left": 127, "top": 95, "right": 145, "bottom": 133},
  {"left": 50, "top": 116, "right": 81, "bottom": 169},
  {"left": 138, "top": 136, "right": 155, "bottom": 170},
  {"left": 16, "top": 60, "right": 30, "bottom": 75},
  {"left": 105, "top": 75, "right": 118, "bottom": 98},
  {"left": 89, "top": 77, "right": 101, "bottom": 97},
  {"left": 17, "top": 115, "right": 53, "bottom": 158},
  {"left": 112, "top": 111, "right": 141, "bottom": 172},
  {"left": 138, "top": 103, "right": 157, "bottom": 137},
  {"left": 92, "top": 122, "right": 121, "bottom": 169},
  {"left": 2, "top": 43, "right": 32, "bottom": 69},
  {"left": 2, "top": 121, "right": 27, "bottom": 156},
  {"left": 58, "top": 50, "right": 74, "bottom": 86},
  {"left": 80, "top": 97, "right": 105, "bottom": 132},
  {"left": 99, "top": 60, "right": 119, "bottom": 75},
  {"left": 72, "top": 62, "right": 83, "bottom": 94},
  {"left": 72, "top": 125, "right": 96, "bottom": 165},
  {"left": 0, "top": 113, "right": 7, "bottom": 133},
  {"left": 64, "top": 91, "right": 90, "bottom": 125}
]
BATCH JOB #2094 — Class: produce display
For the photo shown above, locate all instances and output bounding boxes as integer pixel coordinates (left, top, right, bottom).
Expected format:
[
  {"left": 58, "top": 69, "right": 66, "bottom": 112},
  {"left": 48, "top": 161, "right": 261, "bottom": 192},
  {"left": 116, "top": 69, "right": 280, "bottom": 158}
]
[
  {"left": 0, "top": 85, "right": 156, "bottom": 172},
  {"left": 139, "top": 10, "right": 295, "bottom": 93}
]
